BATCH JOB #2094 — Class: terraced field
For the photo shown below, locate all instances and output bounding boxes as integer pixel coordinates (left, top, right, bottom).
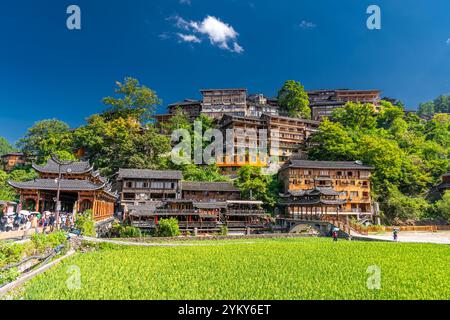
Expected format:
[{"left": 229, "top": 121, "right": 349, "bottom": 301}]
[{"left": 18, "top": 238, "right": 450, "bottom": 300}]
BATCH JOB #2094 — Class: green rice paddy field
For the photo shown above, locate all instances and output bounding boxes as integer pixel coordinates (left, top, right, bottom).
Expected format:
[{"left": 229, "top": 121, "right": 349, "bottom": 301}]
[{"left": 18, "top": 238, "right": 450, "bottom": 300}]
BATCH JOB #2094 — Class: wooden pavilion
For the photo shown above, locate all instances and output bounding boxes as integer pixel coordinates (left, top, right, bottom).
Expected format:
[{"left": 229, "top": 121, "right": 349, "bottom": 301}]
[{"left": 8, "top": 158, "right": 118, "bottom": 221}]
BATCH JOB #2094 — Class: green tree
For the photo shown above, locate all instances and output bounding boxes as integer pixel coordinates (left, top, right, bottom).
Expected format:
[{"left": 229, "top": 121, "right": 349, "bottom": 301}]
[
  {"left": 73, "top": 115, "right": 171, "bottom": 177},
  {"left": 235, "top": 166, "right": 279, "bottom": 211},
  {"left": 332, "top": 102, "right": 377, "bottom": 131},
  {"left": 418, "top": 101, "right": 435, "bottom": 117},
  {"left": 17, "top": 119, "right": 74, "bottom": 163},
  {"left": 277, "top": 80, "right": 311, "bottom": 119},
  {"left": 381, "top": 184, "right": 431, "bottom": 222},
  {"left": 102, "top": 77, "right": 161, "bottom": 123},
  {"left": 378, "top": 100, "right": 404, "bottom": 129},
  {"left": 0, "top": 137, "right": 15, "bottom": 156},
  {"left": 155, "top": 218, "right": 181, "bottom": 237},
  {"left": 308, "top": 119, "right": 359, "bottom": 161},
  {"left": 0, "top": 170, "right": 15, "bottom": 201},
  {"left": 435, "top": 191, "right": 450, "bottom": 221}
]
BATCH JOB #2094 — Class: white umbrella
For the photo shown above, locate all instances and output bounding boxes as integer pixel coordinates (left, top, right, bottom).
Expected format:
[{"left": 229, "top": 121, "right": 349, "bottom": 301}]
[{"left": 19, "top": 210, "right": 31, "bottom": 216}]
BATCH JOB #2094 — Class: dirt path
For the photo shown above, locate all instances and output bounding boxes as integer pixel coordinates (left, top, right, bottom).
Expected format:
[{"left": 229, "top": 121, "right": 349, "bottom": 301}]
[{"left": 355, "top": 231, "right": 450, "bottom": 244}]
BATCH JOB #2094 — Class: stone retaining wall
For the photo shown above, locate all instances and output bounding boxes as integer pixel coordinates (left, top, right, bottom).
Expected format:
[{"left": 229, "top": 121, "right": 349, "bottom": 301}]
[{"left": 107, "top": 233, "right": 316, "bottom": 243}]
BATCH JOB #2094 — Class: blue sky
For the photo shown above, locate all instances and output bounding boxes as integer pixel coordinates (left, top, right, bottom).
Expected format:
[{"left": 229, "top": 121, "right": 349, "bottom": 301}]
[{"left": 1, "top": 0, "right": 449, "bottom": 143}]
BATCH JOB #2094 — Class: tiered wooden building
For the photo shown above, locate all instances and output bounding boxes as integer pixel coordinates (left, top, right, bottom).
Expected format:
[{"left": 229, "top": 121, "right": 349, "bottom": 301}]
[
  {"left": 8, "top": 158, "right": 117, "bottom": 221},
  {"left": 215, "top": 114, "right": 319, "bottom": 174},
  {"left": 115, "top": 169, "right": 270, "bottom": 231},
  {"left": 278, "top": 160, "right": 374, "bottom": 222}
]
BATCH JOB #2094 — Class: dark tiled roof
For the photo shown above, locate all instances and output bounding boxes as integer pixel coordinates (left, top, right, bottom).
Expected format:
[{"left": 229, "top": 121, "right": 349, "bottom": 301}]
[
  {"left": 117, "top": 169, "right": 183, "bottom": 180},
  {"left": 193, "top": 202, "right": 228, "bottom": 209},
  {"left": 1, "top": 152, "right": 25, "bottom": 158},
  {"left": 283, "top": 187, "right": 341, "bottom": 197},
  {"left": 200, "top": 88, "right": 247, "bottom": 93},
  {"left": 261, "top": 113, "right": 320, "bottom": 125},
  {"left": 8, "top": 179, "right": 105, "bottom": 191},
  {"left": 168, "top": 100, "right": 201, "bottom": 107},
  {"left": 33, "top": 158, "right": 93, "bottom": 174},
  {"left": 282, "top": 160, "right": 373, "bottom": 170},
  {"left": 182, "top": 182, "right": 240, "bottom": 192}
]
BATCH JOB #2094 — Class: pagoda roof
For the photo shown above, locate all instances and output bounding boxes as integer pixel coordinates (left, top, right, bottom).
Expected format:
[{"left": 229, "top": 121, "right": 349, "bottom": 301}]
[
  {"left": 281, "top": 187, "right": 341, "bottom": 198},
  {"left": 32, "top": 158, "right": 94, "bottom": 174},
  {"left": 8, "top": 179, "right": 105, "bottom": 191},
  {"left": 281, "top": 160, "right": 374, "bottom": 171},
  {"left": 117, "top": 169, "right": 183, "bottom": 181},
  {"left": 182, "top": 181, "right": 240, "bottom": 192}
]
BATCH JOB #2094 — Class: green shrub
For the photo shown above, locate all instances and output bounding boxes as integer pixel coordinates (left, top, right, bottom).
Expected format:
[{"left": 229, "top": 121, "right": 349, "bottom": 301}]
[
  {"left": 220, "top": 225, "right": 229, "bottom": 236},
  {"left": 75, "top": 210, "right": 96, "bottom": 237},
  {"left": 120, "top": 226, "right": 142, "bottom": 238},
  {"left": 31, "top": 232, "right": 68, "bottom": 254},
  {"left": 155, "top": 218, "right": 181, "bottom": 237},
  {"left": 0, "top": 242, "right": 30, "bottom": 269},
  {"left": 0, "top": 267, "right": 20, "bottom": 286},
  {"left": 110, "top": 223, "right": 142, "bottom": 238}
]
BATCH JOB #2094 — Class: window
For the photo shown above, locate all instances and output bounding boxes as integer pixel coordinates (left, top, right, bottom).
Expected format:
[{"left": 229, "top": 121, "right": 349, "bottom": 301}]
[
  {"left": 350, "top": 191, "right": 359, "bottom": 198},
  {"left": 337, "top": 171, "right": 342, "bottom": 176},
  {"left": 347, "top": 171, "right": 353, "bottom": 177},
  {"left": 151, "top": 182, "right": 164, "bottom": 189},
  {"left": 363, "top": 192, "right": 369, "bottom": 198},
  {"left": 135, "top": 181, "right": 144, "bottom": 188},
  {"left": 320, "top": 170, "right": 329, "bottom": 176},
  {"left": 360, "top": 171, "right": 370, "bottom": 178},
  {"left": 165, "top": 182, "right": 174, "bottom": 189},
  {"left": 304, "top": 170, "right": 311, "bottom": 176},
  {"left": 126, "top": 182, "right": 133, "bottom": 188}
]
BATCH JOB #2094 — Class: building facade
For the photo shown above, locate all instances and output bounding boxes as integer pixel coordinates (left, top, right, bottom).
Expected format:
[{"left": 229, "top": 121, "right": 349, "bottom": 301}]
[
  {"left": 215, "top": 114, "right": 319, "bottom": 174},
  {"left": 428, "top": 171, "right": 450, "bottom": 202},
  {"left": 1, "top": 152, "right": 27, "bottom": 172},
  {"left": 200, "top": 88, "right": 248, "bottom": 119},
  {"left": 115, "top": 169, "right": 270, "bottom": 231},
  {"left": 181, "top": 182, "right": 241, "bottom": 202},
  {"left": 308, "top": 89, "right": 381, "bottom": 121},
  {"left": 278, "top": 160, "right": 374, "bottom": 222},
  {"left": 116, "top": 169, "right": 183, "bottom": 211},
  {"left": 8, "top": 158, "right": 117, "bottom": 221}
]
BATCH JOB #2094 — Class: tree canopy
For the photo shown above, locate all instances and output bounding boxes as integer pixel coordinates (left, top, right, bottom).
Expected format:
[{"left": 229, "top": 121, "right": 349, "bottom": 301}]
[
  {"left": 277, "top": 80, "right": 311, "bottom": 119},
  {"left": 418, "top": 94, "right": 450, "bottom": 116},
  {"left": 101, "top": 77, "right": 161, "bottom": 123},
  {"left": 0, "top": 137, "right": 15, "bottom": 156},
  {"left": 235, "top": 165, "right": 281, "bottom": 212},
  {"left": 309, "top": 100, "right": 449, "bottom": 223},
  {"left": 17, "top": 119, "right": 74, "bottom": 164}
]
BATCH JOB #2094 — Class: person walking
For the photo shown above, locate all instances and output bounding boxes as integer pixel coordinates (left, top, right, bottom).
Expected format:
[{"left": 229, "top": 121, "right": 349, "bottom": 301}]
[
  {"left": 49, "top": 214, "right": 56, "bottom": 232},
  {"left": 31, "top": 214, "right": 39, "bottom": 235},
  {"left": 393, "top": 228, "right": 399, "bottom": 242},
  {"left": 23, "top": 216, "right": 32, "bottom": 239},
  {"left": 332, "top": 229, "right": 339, "bottom": 242}
]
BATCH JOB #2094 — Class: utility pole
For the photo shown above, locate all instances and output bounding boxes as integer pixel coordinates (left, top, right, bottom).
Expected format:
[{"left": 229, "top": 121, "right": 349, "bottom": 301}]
[{"left": 52, "top": 155, "right": 74, "bottom": 230}]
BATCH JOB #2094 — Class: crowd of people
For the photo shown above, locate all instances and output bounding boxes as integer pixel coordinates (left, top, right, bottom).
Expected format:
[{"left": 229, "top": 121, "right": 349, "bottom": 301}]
[{"left": 0, "top": 211, "right": 76, "bottom": 236}]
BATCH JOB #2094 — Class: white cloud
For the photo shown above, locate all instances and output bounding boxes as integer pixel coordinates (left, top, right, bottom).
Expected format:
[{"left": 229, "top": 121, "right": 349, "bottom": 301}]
[
  {"left": 179, "top": 0, "right": 191, "bottom": 5},
  {"left": 159, "top": 32, "right": 171, "bottom": 40},
  {"left": 177, "top": 33, "right": 201, "bottom": 43},
  {"left": 299, "top": 20, "right": 317, "bottom": 29},
  {"left": 447, "top": 38, "right": 450, "bottom": 45},
  {"left": 167, "top": 15, "right": 244, "bottom": 53}
]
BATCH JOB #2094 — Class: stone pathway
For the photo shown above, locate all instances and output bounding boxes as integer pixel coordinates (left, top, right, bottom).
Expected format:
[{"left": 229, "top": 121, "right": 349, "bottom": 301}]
[{"left": 354, "top": 231, "right": 450, "bottom": 245}]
